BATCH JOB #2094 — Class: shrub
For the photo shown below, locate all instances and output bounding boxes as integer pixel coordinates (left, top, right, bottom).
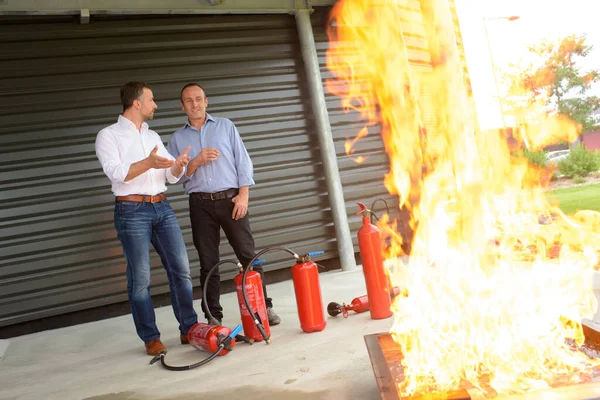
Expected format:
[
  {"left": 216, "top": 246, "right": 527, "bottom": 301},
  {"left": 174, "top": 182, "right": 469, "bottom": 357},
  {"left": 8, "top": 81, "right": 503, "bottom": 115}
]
[
  {"left": 558, "top": 145, "right": 600, "bottom": 177},
  {"left": 517, "top": 149, "right": 547, "bottom": 168},
  {"left": 574, "top": 176, "right": 587, "bottom": 184}
]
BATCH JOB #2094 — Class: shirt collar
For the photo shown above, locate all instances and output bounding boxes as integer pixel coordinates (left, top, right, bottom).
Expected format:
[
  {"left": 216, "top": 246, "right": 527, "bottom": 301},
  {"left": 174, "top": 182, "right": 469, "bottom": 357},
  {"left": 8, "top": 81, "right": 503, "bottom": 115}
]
[
  {"left": 184, "top": 113, "right": 215, "bottom": 130},
  {"left": 118, "top": 115, "right": 148, "bottom": 132}
]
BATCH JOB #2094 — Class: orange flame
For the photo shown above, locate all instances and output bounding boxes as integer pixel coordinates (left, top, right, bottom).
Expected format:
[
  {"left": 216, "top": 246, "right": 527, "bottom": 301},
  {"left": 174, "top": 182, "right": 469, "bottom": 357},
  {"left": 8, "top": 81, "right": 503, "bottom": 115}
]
[
  {"left": 327, "top": 0, "right": 599, "bottom": 398},
  {"left": 345, "top": 127, "right": 369, "bottom": 164}
]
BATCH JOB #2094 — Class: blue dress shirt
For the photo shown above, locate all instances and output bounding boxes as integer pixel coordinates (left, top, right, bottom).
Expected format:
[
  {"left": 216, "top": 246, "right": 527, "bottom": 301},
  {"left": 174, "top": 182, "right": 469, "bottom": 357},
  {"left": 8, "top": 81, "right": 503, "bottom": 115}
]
[{"left": 167, "top": 113, "right": 255, "bottom": 194}]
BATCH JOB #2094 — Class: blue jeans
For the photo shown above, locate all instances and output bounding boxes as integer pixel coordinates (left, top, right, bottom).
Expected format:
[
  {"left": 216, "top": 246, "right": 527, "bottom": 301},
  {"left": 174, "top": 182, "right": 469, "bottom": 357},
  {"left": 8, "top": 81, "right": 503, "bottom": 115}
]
[{"left": 114, "top": 198, "right": 198, "bottom": 343}]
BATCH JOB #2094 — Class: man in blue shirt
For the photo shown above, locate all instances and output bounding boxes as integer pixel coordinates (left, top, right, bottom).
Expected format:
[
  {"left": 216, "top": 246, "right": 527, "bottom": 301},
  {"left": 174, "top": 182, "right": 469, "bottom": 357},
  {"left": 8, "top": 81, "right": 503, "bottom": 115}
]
[{"left": 168, "top": 83, "right": 280, "bottom": 326}]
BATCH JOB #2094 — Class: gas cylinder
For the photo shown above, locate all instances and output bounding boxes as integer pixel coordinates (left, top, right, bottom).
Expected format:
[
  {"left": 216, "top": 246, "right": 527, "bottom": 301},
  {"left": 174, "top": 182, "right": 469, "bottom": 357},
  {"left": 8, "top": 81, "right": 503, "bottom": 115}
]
[
  {"left": 292, "top": 251, "right": 327, "bottom": 333},
  {"left": 327, "top": 287, "right": 401, "bottom": 317},
  {"left": 357, "top": 202, "right": 392, "bottom": 319},
  {"left": 187, "top": 322, "right": 237, "bottom": 355},
  {"left": 234, "top": 263, "right": 270, "bottom": 342}
]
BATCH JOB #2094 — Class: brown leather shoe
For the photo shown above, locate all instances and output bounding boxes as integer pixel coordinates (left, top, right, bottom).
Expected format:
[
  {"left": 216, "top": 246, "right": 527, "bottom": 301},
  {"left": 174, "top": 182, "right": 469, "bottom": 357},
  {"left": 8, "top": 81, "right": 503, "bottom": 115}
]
[
  {"left": 180, "top": 334, "right": 189, "bottom": 345},
  {"left": 145, "top": 339, "right": 167, "bottom": 355}
]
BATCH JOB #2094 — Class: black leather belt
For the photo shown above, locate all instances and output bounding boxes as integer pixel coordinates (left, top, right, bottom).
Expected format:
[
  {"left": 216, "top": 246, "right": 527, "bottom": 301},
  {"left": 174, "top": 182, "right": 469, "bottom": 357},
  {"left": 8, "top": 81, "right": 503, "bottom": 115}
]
[{"left": 191, "top": 188, "right": 239, "bottom": 201}]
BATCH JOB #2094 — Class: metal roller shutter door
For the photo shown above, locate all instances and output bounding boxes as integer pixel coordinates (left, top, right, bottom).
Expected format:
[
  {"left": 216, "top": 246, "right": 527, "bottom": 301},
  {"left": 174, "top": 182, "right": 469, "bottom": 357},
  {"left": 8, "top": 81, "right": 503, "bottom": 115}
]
[{"left": 0, "top": 14, "right": 338, "bottom": 327}]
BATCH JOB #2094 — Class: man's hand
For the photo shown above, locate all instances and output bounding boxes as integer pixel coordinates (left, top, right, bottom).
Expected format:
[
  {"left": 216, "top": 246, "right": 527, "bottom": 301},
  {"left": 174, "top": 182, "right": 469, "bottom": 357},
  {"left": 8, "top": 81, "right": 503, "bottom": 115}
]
[
  {"left": 187, "top": 148, "right": 219, "bottom": 176},
  {"left": 147, "top": 145, "right": 174, "bottom": 169},
  {"left": 175, "top": 146, "right": 191, "bottom": 168},
  {"left": 171, "top": 145, "right": 191, "bottom": 177},
  {"left": 231, "top": 192, "right": 248, "bottom": 220},
  {"left": 195, "top": 148, "right": 219, "bottom": 165}
]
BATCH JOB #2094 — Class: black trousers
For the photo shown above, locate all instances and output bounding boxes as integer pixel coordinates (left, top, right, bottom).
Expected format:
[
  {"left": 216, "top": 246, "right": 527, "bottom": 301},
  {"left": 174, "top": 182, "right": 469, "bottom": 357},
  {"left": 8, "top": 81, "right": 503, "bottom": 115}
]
[{"left": 189, "top": 193, "right": 272, "bottom": 321}]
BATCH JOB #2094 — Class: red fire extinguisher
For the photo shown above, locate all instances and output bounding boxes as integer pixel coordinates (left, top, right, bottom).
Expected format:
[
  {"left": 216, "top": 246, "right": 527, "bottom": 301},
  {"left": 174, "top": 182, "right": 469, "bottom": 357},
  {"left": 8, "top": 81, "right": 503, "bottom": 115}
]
[
  {"left": 292, "top": 251, "right": 327, "bottom": 333},
  {"left": 357, "top": 202, "right": 392, "bottom": 319},
  {"left": 188, "top": 322, "right": 239, "bottom": 355},
  {"left": 327, "top": 287, "right": 401, "bottom": 318},
  {"left": 234, "top": 262, "right": 271, "bottom": 343},
  {"left": 151, "top": 323, "right": 242, "bottom": 371}
]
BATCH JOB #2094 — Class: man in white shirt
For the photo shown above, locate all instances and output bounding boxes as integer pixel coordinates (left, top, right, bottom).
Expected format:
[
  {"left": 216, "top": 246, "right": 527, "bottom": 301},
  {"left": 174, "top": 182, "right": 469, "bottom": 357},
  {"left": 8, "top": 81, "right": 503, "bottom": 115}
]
[{"left": 95, "top": 82, "right": 198, "bottom": 356}]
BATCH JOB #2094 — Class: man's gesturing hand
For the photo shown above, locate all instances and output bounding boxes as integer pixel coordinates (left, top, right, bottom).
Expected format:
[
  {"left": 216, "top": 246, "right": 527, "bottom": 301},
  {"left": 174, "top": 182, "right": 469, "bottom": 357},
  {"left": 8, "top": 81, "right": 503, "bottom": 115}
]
[
  {"left": 175, "top": 146, "right": 192, "bottom": 168},
  {"left": 147, "top": 145, "right": 174, "bottom": 169}
]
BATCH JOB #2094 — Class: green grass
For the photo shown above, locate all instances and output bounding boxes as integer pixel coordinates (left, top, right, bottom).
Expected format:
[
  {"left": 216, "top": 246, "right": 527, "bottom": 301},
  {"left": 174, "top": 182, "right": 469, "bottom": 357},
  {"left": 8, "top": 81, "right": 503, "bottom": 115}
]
[{"left": 548, "top": 183, "right": 600, "bottom": 214}]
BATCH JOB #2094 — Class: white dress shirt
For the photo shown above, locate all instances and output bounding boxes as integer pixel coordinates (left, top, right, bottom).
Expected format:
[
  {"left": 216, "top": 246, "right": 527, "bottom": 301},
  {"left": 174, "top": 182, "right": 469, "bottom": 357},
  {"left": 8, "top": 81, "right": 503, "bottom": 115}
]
[{"left": 95, "top": 115, "right": 183, "bottom": 196}]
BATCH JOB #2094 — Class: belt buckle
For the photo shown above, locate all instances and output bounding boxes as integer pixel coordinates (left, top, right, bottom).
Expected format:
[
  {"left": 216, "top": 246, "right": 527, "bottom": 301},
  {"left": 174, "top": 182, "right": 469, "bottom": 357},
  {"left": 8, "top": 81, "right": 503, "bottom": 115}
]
[{"left": 210, "top": 193, "right": 215, "bottom": 201}]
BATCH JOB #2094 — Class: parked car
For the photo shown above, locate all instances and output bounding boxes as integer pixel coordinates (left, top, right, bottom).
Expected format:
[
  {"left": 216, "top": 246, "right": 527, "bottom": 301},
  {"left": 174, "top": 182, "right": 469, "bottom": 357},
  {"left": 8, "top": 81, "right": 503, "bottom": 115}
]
[{"left": 546, "top": 149, "right": 570, "bottom": 164}]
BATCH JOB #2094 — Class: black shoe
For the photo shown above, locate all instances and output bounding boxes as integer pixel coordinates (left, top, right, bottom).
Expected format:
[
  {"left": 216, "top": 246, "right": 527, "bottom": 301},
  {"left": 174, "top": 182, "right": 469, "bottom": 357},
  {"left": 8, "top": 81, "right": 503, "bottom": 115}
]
[{"left": 267, "top": 308, "right": 281, "bottom": 326}]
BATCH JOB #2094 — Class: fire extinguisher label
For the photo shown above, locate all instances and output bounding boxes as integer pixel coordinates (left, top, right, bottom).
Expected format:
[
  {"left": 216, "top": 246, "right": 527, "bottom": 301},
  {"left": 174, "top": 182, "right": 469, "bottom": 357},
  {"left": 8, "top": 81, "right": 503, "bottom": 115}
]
[{"left": 237, "top": 284, "right": 258, "bottom": 315}]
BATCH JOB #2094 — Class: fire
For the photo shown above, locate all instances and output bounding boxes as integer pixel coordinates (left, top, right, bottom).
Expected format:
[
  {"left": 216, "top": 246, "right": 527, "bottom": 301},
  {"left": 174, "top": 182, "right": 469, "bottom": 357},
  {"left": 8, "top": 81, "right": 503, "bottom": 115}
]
[
  {"left": 326, "top": 0, "right": 600, "bottom": 398},
  {"left": 345, "top": 127, "right": 369, "bottom": 164}
]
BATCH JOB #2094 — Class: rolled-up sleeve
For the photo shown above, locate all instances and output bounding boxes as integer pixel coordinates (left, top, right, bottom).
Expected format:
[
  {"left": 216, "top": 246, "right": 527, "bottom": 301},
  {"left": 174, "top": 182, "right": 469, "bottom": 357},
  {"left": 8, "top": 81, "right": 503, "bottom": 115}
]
[
  {"left": 230, "top": 123, "right": 255, "bottom": 187},
  {"left": 166, "top": 164, "right": 184, "bottom": 184},
  {"left": 95, "top": 129, "right": 131, "bottom": 184}
]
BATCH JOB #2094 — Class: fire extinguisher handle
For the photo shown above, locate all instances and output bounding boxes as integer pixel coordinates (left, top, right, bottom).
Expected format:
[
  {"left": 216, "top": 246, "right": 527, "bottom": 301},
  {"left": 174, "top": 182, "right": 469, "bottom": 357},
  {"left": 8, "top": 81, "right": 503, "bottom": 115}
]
[
  {"left": 307, "top": 251, "right": 325, "bottom": 257},
  {"left": 251, "top": 259, "right": 266, "bottom": 266},
  {"left": 356, "top": 201, "right": 369, "bottom": 215}
]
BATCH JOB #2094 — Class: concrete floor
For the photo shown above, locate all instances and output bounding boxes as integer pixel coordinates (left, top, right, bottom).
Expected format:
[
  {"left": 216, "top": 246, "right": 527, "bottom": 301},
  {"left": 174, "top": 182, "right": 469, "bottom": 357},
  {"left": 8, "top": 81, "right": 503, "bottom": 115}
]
[{"left": 0, "top": 268, "right": 393, "bottom": 400}]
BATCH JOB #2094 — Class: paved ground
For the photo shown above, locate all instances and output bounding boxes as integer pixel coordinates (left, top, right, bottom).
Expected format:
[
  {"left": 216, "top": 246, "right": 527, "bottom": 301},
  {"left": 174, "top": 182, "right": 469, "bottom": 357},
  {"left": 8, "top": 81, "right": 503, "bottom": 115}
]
[{"left": 0, "top": 268, "right": 393, "bottom": 400}]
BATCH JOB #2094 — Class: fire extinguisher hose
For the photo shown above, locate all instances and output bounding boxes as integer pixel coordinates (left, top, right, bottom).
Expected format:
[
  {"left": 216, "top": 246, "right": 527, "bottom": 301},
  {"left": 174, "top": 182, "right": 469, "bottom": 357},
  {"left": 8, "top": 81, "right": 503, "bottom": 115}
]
[
  {"left": 242, "top": 246, "right": 300, "bottom": 343},
  {"left": 149, "top": 324, "right": 243, "bottom": 371},
  {"left": 370, "top": 198, "right": 390, "bottom": 224},
  {"left": 203, "top": 259, "right": 255, "bottom": 345}
]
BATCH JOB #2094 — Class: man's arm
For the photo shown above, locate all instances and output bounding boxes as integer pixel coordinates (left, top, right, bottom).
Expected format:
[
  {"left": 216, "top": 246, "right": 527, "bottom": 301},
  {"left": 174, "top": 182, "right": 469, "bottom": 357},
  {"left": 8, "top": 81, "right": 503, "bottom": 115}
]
[
  {"left": 230, "top": 122, "right": 253, "bottom": 220},
  {"left": 125, "top": 157, "right": 152, "bottom": 181},
  {"left": 96, "top": 130, "right": 176, "bottom": 184},
  {"left": 230, "top": 123, "right": 255, "bottom": 187}
]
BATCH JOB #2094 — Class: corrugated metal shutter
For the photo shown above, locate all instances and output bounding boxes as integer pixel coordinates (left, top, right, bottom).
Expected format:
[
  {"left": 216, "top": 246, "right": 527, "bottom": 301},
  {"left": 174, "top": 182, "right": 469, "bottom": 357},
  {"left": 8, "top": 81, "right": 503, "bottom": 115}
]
[
  {"left": 0, "top": 14, "right": 338, "bottom": 327},
  {"left": 312, "top": 4, "right": 435, "bottom": 248}
]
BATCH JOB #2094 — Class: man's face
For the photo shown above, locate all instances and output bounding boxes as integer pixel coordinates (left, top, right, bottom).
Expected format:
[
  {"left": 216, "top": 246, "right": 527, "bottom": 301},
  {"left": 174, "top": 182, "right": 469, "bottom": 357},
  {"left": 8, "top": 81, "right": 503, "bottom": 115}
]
[
  {"left": 138, "top": 88, "right": 158, "bottom": 121},
  {"left": 181, "top": 85, "right": 208, "bottom": 121}
]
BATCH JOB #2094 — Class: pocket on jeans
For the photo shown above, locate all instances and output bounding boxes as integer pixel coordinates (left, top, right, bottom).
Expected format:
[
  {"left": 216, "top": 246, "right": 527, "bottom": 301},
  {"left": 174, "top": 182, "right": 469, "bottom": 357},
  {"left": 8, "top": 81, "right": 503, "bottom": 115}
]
[{"left": 118, "top": 201, "right": 142, "bottom": 214}]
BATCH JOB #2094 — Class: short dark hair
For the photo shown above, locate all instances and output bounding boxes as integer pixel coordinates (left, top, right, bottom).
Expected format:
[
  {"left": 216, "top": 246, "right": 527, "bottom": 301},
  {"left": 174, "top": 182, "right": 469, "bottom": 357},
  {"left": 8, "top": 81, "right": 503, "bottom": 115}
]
[
  {"left": 180, "top": 83, "right": 206, "bottom": 101},
  {"left": 120, "top": 82, "right": 151, "bottom": 112}
]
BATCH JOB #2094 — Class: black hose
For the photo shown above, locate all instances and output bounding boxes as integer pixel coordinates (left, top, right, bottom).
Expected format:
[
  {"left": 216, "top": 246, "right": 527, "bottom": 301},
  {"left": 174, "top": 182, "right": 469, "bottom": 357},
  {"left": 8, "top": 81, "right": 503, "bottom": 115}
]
[
  {"left": 370, "top": 198, "right": 390, "bottom": 223},
  {"left": 202, "top": 259, "right": 254, "bottom": 345},
  {"left": 242, "top": 246, "right": 300, "bottom": 344},
  {"left": 149, "top": 346, "right": 224, "bottom": 371}
]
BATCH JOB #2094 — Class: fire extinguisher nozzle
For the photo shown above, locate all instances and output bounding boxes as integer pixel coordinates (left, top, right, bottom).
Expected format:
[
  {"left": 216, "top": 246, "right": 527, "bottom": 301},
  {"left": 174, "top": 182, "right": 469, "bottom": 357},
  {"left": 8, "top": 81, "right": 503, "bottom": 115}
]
[
  {"left": 265, "top": 339, "right": 271, "bottom": 345},
  {"left": 327, "top": 302, "right": 343, "bottom": 317}
]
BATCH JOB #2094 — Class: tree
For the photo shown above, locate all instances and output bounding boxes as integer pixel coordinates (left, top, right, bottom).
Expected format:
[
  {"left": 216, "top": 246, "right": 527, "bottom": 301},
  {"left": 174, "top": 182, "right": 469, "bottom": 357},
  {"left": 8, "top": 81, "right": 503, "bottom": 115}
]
[{"left": 504, "top": 35, "right": 600, "bottom": 140}]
